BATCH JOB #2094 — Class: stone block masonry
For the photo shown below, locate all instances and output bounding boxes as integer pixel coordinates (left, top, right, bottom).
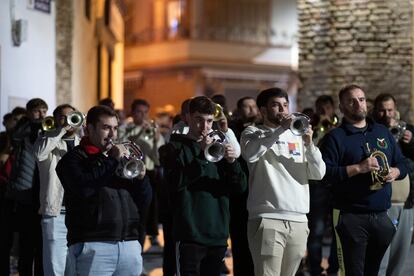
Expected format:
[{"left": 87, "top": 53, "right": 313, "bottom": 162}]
[{"left": 298, "top": 0, "right": 412, "bottom": 120}]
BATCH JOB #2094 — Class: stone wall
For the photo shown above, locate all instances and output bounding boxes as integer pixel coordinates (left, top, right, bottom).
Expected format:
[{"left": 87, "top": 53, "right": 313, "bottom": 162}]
[
  {"left": 55, "top": 0, "right": 74, "bottom": 105},
  {"left": 298, "top": 0, "right": 412, "bottom": 120}
]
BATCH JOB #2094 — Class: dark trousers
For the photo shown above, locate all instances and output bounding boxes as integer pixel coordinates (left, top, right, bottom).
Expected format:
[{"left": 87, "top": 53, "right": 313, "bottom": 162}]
[
  {"left": 0, "top": 198, "right": 16, "bottom": 276},
  {"left": 145, "top": 169, "right": 159, "bottom": 236},
  {"left": 0, "top": 199, "right": 43, "bottom": 276},
  {"left": 229, "top": 191, "right": 254, "bottom": 276},
  {"left": 336, "top": 211, "right": 395, "bottom": 276},
  {"left": 162, "top": 216, "right": 176, "bottom": 276},
  {"left": 176, "top": 242, "right": 226, "bottom": 276},
  {"left": 307, "top": 183, "right": 338, "bottom": 275}
]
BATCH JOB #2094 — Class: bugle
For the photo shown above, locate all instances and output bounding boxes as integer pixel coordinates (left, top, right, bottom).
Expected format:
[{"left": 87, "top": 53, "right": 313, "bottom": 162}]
[
  {"left": 365, "top": 143, "right": 390, "bottom": 190},
  {"left": 66, "top": 111, "right": 85, "bottom": 128},
  {"left": 290, "top": 112, "right": 311, "bottom": 136},
  {"left": 108, "top": 139, "right": 145, "bottom": 179},
  {"left": 204, "top": 130, "right": 227, "bottom": 162},
  {"left": 41, "top": 116, "right": 56, "bottom": 131}
]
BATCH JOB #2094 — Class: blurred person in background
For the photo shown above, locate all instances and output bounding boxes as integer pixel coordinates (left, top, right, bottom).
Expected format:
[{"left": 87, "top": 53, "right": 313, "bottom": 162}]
[
  {"left": 34, "top": 104, "right": 82, "bottom": 275},
  {"left": 0, "top": 98, "right": 48, "bottom": 276},
  {"left": 306, "top": 95, "right": 339, "bottom": 276},
  {"left": 373, "top": 93, "right": 414, "bottom": 276},
  {"left": 119, "top": 99, "right": 165, "bottom": 246}
]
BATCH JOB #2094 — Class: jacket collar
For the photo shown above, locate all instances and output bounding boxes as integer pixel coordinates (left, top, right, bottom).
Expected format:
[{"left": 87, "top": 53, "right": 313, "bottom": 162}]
[
  {"left": 341, "top": 116, "right": 375, "bottom": 134},
  {"left": 80, "top": 136, "right": 101, "bottom": 155}
]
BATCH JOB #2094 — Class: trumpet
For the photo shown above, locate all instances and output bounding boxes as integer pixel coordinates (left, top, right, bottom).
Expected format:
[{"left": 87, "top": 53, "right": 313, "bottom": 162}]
[
  {"left": 143, "top": 120, "right": 156, "bottom": 140},
  {"left": 66, "top": 111, "right": 85, "bottom": 128},
  {"left": 290, "top": 112, "right": 311, "bottom": 136},
  {"left": 365, "top": 143, "right": 390, "bottom": 190},
  {"left": 41, "top": 116, "right": 56, "bottom": 131},
  {"left": 389, "top": 120, "right": 406, "bottom": 141},
  {"left": 108, "top": 139, "right": 145, "bottom": 179},
  {"left": 213, "top": 104, "right": 225, "bottom": 121},
  {"left": 317, "top": 115, "right": 339, "bottom": 133},
  {"left": 204, "top": 130, "right": 227, "bottom": 162}
]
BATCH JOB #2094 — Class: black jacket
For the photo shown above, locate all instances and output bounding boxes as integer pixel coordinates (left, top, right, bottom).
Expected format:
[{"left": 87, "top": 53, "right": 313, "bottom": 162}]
[
  {"left": 7, "top": 117, "right": 42, "bottom": 204},
  {"left": 56, "top": 145, "right": 152, "bottom": 246}
]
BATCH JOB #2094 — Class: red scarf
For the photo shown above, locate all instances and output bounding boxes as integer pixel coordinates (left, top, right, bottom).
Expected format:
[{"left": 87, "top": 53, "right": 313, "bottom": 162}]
[{"left": 80, "top": 136, "right": 101, "bottom": 155}]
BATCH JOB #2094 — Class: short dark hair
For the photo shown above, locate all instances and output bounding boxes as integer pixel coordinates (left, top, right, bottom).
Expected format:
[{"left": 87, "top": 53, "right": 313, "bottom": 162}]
[
  {"left": 374, "top": 93, "right": 396, "bottom": 107},
  {"left": 373, "top": 93, "right": 397, "bottom": 118},
  {"left": 211, "top": 94, "right": 227, "bottom": 108},
  {"left": 26, "top": 98, "right": 48, "bottom": 111},
  {"left": 256, "top": 87, "right": 289, "bottom": 108},
  {"left": 131, "top": 99, "right": 150, "bottom": 112},
  {"left": 53, "top": 104, "right": 75, "bottom": 119},
  {"left": 11, "top": 107, "right": 26, "bottom": 117},
  {"left": 189, "top": 96, "right": 215, "bottom": 115},
  {"left": 99, "top": 98, "right": 115, "bottom": 109},
  {"left": 86, "top": 105, "right": 118, "bottom": 127},
  {"left": 338, "top": 84, "right": 364, "bottom": 103},
  {"left": 181, "top": 98, "right": 191, "bottom": 116},
  {"left": 3, "top": 113, "right": 13, "bottom": 122},
  {"left": 237, "top": 96, "right": 255, "bottom": 110},
  {"left": 315, "top": 95, "right": 334, "bottom": 114}
]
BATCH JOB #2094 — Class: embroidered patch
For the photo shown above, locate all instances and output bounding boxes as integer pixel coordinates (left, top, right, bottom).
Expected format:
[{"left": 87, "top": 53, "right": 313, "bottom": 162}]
[
  {"left": 377, "top": 138, "right": 388, "bottom": 149},
  {"left": 288, "top": 142, "right": 301, "bottom": 156}
]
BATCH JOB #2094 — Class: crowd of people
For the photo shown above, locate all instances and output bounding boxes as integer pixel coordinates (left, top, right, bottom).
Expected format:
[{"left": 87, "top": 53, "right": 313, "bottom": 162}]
[{"left": 0, "top": 83, "right": 413, "bottom": 276}]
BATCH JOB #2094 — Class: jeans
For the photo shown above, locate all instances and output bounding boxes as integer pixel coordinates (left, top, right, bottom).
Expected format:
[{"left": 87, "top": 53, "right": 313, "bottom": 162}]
[
  {"left": 307, "top": 182, "right": 338, "bottom": 275},
  {"left": 65, "top": 240, "right": 142, "bottom": 276},
  {"left": 41, "top": 212, "right": 68, "bottom": 276}
]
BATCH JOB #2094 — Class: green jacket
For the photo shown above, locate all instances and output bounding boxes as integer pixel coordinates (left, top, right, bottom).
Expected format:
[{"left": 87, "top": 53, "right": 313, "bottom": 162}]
[{"left": 164, "top": 134, "right": 247, "bottom": 246}]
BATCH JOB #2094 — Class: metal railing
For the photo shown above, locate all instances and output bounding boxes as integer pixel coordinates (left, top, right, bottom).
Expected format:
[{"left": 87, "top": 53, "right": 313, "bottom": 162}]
[{"left": 126, "top": 25, "right": 296, "bottom": 47}]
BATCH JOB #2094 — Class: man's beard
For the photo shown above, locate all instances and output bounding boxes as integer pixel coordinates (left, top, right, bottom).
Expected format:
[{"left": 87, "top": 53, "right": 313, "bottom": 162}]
[
  {"left": 244, "top": 115, "right": 257, "bottom": 124},
  {"left": 348, "top": 110, "right": 366, "bottom": 122},
  {"left": 267, "top": 113, "right": 284, "bottom": 126}
]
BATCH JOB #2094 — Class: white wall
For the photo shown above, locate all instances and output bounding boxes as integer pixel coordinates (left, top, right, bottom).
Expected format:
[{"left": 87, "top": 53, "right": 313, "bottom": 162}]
[
  {"left": 270, "top": 0, "right": 298, "bottom": 68},
  {"left": 270, "top": 0, "right": 298, "bottom": 45},
  {"left": 0, "top": 0, "right": 56, "bottom": 130}
]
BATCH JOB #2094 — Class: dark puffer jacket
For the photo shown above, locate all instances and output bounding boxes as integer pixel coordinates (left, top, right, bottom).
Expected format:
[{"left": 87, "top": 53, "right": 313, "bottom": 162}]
[{"left": 56, "top": 144, "right": 152, "bottom": 246}]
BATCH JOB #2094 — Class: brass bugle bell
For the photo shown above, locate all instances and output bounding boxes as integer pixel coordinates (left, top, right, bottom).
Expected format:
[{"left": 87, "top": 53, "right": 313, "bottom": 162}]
[
  {"left": 365, "top": 143, "right": 390, "bottom": 190},
  {"left": 213, "top": 104, "right": 225, "bottom": 121},
  {"left": 41, "top": 116, "right": 56, "bottom": 131},
  {"left": 318, "top": 115, "right": 339, "bottom": 133},
  {"left": 66, "top": 111, "right": 85, "bottom": 128}
]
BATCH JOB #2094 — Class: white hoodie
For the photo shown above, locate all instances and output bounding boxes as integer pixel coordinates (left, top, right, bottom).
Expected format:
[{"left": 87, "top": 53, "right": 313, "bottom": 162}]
[{"left": 241, "top": 125, "right": 326, "bottom": 222}]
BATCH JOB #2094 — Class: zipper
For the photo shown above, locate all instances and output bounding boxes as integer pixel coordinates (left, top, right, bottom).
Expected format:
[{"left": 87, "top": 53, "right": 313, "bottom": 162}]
[{"left": 118, "top": 189, "right": 128, "bottom": 241}]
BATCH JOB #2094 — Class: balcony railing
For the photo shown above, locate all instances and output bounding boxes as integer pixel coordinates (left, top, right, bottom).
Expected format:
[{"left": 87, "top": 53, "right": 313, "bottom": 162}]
[{"left": 126, "top": 25, "right": 296, "bottom": 47}]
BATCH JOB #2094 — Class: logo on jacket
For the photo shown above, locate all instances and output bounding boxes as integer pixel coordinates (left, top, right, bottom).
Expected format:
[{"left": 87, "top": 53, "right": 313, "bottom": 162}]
[
  {"left": 288, "top": 142, "right": 301, "bottom": 156},
  {"left": 377, "top": 138, "right": 388, "bottom": 149}
]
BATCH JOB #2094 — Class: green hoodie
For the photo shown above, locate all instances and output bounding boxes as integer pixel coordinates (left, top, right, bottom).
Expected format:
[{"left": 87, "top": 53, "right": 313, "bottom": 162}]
[{"left": 164, "top": 134, "right": 247, "bottom": 246}]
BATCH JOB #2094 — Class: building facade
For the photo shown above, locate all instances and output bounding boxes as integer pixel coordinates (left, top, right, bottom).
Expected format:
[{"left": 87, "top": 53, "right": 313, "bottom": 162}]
[
  {"left": 298, "top": 0, "right": 413, "bottom": 120},
  {"left": 123, "top": 0, "right": 299, "bottom": 116},
  {"left": 0, "top": 0, "right": 125, "bottom": 128}
]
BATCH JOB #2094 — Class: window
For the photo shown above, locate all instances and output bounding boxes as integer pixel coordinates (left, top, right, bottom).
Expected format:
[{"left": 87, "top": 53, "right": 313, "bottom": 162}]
[{"left": 85, "top": 0, "right": 91, "bottom": 20}]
